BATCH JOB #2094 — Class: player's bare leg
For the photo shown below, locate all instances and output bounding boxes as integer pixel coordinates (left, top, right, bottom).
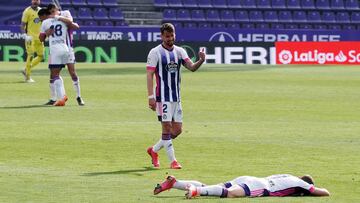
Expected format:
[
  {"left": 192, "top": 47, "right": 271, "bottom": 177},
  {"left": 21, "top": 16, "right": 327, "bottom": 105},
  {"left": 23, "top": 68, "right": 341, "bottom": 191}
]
[
  {"left": 162, "top": 122, "right": 182, "bottom": 169},
  {"left": 67, "top": 63, "right": 84, "bottom": 106},
  {"left": 171, "top": 122, "right": 182, "bottom": 139}
]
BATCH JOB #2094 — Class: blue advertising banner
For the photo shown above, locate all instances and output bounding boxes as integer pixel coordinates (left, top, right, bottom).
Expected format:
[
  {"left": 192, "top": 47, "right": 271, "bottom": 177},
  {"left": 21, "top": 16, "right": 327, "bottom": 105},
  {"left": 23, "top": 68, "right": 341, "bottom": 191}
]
[{"left": 1, "top": 25, "right": 359, "bottom": 42}]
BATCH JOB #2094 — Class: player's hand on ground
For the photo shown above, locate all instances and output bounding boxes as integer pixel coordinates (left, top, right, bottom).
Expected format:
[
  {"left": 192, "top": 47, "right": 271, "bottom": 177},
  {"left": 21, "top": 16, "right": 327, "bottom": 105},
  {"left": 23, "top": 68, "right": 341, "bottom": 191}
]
[
  {"left": 198, "top": 48, "right": 205, "bottom": 62},
  {"left": 148, "top": 98, "right": 156, "bottom": 111}
]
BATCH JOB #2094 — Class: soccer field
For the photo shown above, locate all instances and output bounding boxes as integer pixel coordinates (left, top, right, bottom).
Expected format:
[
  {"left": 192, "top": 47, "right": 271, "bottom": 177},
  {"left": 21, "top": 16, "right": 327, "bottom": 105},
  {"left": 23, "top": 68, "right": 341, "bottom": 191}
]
[{"left": 0, "top": 62, "right": 359, "bottom": 202}]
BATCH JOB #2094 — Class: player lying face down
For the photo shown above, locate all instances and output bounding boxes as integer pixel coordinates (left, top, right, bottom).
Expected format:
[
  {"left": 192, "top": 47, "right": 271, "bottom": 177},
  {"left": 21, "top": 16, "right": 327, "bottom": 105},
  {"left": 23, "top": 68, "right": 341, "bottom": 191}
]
[{"left": 153, "top": 174, "right": 330, "bottom": 199}]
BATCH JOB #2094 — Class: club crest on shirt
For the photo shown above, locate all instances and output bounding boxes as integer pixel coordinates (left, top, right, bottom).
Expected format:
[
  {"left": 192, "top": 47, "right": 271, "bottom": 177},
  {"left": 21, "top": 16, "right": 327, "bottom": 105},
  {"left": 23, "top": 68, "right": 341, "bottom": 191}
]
[
  {"left": 166, "top": 61, "right": 179, "bottom": 73},
  {"left": 33, "top": 18, "right": 40, "bottom": 24}
]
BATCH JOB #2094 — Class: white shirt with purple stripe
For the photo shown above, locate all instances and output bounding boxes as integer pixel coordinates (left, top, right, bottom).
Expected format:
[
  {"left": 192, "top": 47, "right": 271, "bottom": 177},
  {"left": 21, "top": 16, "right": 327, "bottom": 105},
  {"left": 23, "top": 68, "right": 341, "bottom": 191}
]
[
  {"left": 146, "top": 44, "right": 190, "bottom": 102},
  {"left": 229, "top": 174, "right": 315, "bottom": 197}
]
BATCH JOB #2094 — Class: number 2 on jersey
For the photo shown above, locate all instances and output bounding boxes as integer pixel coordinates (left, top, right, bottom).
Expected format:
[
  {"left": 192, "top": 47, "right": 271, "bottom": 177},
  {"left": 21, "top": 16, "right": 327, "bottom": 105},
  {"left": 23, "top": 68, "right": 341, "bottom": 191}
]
[{"left": 162, "top": 104, "right": 168, "bottom": 113}]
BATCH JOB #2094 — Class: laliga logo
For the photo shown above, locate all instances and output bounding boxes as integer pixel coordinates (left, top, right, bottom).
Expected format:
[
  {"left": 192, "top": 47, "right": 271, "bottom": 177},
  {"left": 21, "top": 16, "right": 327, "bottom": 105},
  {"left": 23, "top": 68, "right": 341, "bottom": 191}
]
[
  {"left": 209, "top": 32, "right": 235, "bottom": 42},
  {"left": 279, "top": 50, "right": 349, "bottom": 64},
  {"left": 278, "top": 50, "right": 293, "bottom": 64},
  {"left": 335, "top": 51, "right": 347, "bottom": 62}
]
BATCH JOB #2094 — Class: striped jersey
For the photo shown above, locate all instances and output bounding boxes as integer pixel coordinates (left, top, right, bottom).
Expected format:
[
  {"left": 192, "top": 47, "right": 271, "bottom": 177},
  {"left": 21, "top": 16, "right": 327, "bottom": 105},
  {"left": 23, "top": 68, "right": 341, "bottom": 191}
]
[
  {"left": 147, "top": 44, "right": 190, "bottom": 102},
  {"left": 228, "top": 174, "right": 315, "bottom": 197}
]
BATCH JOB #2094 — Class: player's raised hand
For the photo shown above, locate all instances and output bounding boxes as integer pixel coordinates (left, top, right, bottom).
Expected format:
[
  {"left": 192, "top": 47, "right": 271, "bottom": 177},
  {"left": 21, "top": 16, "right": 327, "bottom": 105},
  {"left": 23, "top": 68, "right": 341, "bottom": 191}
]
[{"left": 198, "top": 48, "right": 206, "bottom": 62}]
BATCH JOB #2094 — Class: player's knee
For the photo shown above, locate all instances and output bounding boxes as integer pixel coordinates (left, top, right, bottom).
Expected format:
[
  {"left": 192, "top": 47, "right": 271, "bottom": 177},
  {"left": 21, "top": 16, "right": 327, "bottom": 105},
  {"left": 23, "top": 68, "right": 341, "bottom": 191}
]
[
  {"left": 171, "top": 128, "right": 182, "bottom": 139},
  {"left": 162, "top": 122, "right": 172, "bottom": 133}
]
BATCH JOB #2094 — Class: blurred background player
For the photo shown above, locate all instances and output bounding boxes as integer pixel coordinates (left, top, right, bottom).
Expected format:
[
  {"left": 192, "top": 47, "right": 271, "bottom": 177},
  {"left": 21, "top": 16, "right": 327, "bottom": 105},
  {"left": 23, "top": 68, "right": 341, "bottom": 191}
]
[
  {"left": 154, "top": 174, "right": 330, "bottom": 199},
  {"left": 146, "top": 23, "right": 206, "bottom": 169},
  {"left": 38, "top": 8, "right": 78, "bottom": 106},
  {"left": 46, "top": 3, "right": 85, "bottom": 106},
  {"left": 21, "top": 0, "right": 44, "bottom": 83}
]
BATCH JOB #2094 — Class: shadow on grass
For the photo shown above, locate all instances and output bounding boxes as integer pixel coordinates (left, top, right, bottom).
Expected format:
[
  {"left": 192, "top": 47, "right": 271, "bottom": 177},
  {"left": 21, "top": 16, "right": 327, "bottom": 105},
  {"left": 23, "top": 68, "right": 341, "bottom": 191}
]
[
  {"left": 0, "top": 66, "right": 272, "bottom": 77},
  {"left": 0, "top": 104, "right": 51, "bottom": 109},
  {"left": 0, "top": 81, "right": 27, "bottom": 84},
  {"left": 152, "top": 196, "right": 184, "bottom": 199},
  {"left": 82, "top": 167, "right": 162, "bottom": 177}
]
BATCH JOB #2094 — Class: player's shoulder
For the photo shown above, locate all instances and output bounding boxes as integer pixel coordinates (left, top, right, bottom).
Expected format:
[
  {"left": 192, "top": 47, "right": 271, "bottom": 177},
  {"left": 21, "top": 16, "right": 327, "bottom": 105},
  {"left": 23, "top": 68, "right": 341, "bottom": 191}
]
[
  {"left": 60, "top": 10, "right": 72, "bottom": 17},
  {"left": 43, "top": 18, "right": 53, "bottom": 24},
  {"left": 149, "top": 44, "right": 162, "bottom": 54},
  {"left": 174, "top": 45, "right": 187, "bottom": 53},
  {"left": 23, "top": 6, "right": 32, "bottom": 13},
  {"left": 42, "top": 18, "right": 54, "bottom": 27}
]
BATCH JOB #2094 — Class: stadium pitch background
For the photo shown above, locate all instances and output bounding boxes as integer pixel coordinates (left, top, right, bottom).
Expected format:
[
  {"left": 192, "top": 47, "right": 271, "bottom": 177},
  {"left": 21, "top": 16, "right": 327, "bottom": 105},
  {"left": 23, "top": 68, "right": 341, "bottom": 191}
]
[{"left": 0, "top": 40, "right": 275, "bottom": 64}]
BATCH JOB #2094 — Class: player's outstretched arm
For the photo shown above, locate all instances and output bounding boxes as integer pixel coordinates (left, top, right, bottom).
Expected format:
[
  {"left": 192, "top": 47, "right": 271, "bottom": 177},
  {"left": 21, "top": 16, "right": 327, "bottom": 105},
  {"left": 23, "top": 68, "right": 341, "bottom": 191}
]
[
  {"left": 69, "top": 22, "right": 80, "bottom": 30},
  {"left": 184, "top": 48, "right": 205, "bottom": 72},
  {"left": 311, "top": 187, "right": 330, "bottom": 196},
  {"left": 147, "top": 69, "right": 156, "bottom": 111}
]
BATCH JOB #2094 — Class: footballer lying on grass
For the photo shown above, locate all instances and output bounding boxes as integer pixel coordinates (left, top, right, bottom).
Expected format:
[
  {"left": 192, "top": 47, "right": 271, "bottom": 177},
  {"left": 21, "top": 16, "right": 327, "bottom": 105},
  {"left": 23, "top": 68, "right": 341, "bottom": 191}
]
[{"left": 154, "top": 174, "right": 330, "bottom": 199}]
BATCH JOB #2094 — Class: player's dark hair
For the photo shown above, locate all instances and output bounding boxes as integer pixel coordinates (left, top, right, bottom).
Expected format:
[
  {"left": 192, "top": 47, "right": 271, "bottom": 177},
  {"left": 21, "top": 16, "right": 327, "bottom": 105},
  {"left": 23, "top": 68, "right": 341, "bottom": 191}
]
[
  {"left": 160, "top": 23, "right": 175, "bottom": 34},
  {"left": 47, "top": 3, "right": 57, "bottom": 10},
  {"left": 300, "top": 175, "right": 314, "bottom": 185},
  {"left": 38, "top": 8, "right": 51, "bottom": 17}
]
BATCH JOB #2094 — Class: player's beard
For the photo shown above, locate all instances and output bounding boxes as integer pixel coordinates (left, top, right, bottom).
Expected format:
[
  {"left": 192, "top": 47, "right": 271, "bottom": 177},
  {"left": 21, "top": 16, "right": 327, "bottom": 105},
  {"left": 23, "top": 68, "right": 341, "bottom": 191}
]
[
  {"left": 32, "top": 2, "right": 39, "bottom": 8},
  {"left": 165, "top": 40, "right": 174, "bottom": 47},
  {"left": 31, "top": 0, "right": 40, "bottom": 7}
]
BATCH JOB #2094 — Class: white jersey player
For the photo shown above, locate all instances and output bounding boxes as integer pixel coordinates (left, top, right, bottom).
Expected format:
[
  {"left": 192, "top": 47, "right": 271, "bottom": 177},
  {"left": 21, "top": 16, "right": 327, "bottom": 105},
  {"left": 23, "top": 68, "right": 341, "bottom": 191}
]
[
  {"left": 38, "top": 8, "right": 77, "bottom": 106},
  {"left": 46, "top": 3, "right": 85, "bottom": 106},
  {"left": 154, "top": 174, "right": 330, "bottom": 199},
  {"left": 146, "top": 23, "right": 206, "bottom": 169}
]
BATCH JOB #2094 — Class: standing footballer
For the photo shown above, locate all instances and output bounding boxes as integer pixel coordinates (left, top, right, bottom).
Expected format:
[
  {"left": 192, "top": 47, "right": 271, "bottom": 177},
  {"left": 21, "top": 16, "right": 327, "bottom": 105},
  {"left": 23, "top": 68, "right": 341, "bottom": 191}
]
[
  {"left": 146, "top": 23, "right": 206, "bottom": 169},
  {"left": 21, "top": 0, "right": 44, "bottom": 83}
]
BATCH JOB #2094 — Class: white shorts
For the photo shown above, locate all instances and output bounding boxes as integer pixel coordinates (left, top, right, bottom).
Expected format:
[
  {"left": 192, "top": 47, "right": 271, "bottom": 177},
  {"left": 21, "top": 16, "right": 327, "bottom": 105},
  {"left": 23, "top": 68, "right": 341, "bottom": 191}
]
[
  {"left": 156, "top": 102, "right": 183, "bottom": 122},
  {"left": 49, "top": 44, "right": 69, "bottom": 68}
]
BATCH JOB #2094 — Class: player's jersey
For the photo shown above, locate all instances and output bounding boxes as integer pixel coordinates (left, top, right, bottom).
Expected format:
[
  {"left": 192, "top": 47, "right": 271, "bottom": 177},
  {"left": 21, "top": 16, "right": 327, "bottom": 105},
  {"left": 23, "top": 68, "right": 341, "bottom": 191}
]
[
  {"left": 40, "top": 18, "right": 69, "bottom": 52},
  {"left": 265, "top": 174, "right": 315, "bottom": 196},
  {"left": 60, "top": 10, "right": 74, "bottom": 48},
  {"left": 146, "top": 44, "right": 190, "bottom": 102},
  {"left": 21, "top": 6, "right": 42, "bottom": 40},
  {"left": 227, "top": 174, "right": 315, "bottom": 197}
]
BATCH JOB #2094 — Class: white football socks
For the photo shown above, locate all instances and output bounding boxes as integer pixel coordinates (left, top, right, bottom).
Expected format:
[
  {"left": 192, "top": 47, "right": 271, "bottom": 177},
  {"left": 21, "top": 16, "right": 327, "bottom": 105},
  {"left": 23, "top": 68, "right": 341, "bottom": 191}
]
[
  {"left": 153, "top": 139, "right": 164, "bottom": 152},
  {"left": 49, "top": 82, "right": 56, "bottom": 101},
  {"left": 164, "top": 140, "right": 176, "bottom": 162},
  {"left": 173, "top": 180, "right": 205, "bottom": 190},
  {"left": 54, "top": 76, "right": 65, "bottom": 100},
  {"left": 198, "top": 185, "right": 225, "bottom": 197},
  {"left": 72, "top": 77, "right": 81, "bottom": 98}
]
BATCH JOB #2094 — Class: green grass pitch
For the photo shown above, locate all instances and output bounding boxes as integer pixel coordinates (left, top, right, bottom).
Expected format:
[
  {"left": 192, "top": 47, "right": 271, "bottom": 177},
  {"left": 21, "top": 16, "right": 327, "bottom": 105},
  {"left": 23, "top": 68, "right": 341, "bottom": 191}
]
[{"left": 0, "top": 62, "right": 359, "bottom": 202}]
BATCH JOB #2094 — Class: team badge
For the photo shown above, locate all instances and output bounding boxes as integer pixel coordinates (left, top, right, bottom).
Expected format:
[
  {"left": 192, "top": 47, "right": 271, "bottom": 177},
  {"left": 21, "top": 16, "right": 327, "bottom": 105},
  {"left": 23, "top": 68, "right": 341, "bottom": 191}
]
[
  {"left": 34, "top": 18, "right": 40, "bottom": 24},
  {"left": 166, "top": 61, "right": 179, "bottom": 73}
]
